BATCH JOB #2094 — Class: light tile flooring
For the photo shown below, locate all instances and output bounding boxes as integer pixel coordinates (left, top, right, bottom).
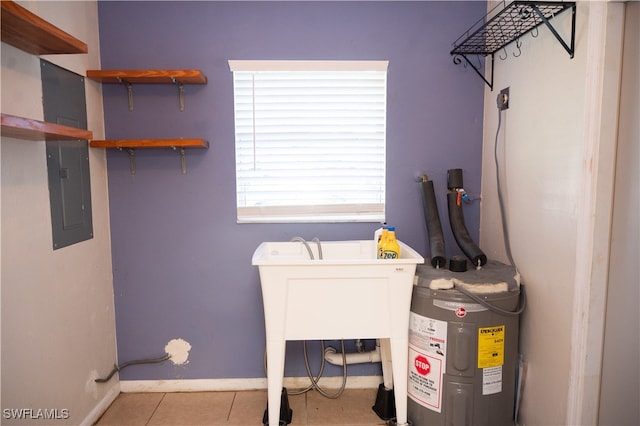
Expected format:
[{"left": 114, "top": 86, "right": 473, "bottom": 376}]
[{"left": 95, "top": 388, "right": 389, "bottom": 426}]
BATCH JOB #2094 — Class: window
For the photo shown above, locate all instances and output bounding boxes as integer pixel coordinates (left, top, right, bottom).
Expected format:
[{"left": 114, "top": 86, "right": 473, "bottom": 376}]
[{"left": 229, "top": 60, "right": 388, "bottom": 223}]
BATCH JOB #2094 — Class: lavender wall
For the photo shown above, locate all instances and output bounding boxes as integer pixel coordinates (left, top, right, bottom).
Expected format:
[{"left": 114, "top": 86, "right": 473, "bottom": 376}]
[{"left": 98, "top": 1, "right": 486, "bottom": 380}]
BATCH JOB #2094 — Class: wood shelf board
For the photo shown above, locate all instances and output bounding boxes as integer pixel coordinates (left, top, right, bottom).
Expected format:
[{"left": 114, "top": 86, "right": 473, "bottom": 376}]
[
  {"left": 86, "top": 70, "right": 207, "bottom": 85},
  {"left": 1, "top": 113, "right": 92, "bottom": 141},
  {"left": 1, "top": 1, "right": 87, "bottom": 55},
  {"left": 89, "top": 139, "right": 209, "bottom": 149}
]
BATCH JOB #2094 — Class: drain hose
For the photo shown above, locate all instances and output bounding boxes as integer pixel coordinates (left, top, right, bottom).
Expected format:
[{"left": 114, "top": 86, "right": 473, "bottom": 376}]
[
  {"left": 420, "top": 178, "right": 446, "bottom": 268},
  {"left": 447, "top": 192, "right": 487, "bottom": 267}
]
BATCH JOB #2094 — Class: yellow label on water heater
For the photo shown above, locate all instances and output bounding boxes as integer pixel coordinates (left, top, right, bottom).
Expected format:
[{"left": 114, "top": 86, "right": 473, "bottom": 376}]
[{"left": 477, "top": 325, "right": 505, "bottom": 368}]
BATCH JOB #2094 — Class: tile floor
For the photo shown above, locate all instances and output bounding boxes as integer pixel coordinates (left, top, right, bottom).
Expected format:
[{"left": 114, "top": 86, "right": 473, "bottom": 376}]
[{"left": 95, "top": 388, "right": 389, "bottom": 426}]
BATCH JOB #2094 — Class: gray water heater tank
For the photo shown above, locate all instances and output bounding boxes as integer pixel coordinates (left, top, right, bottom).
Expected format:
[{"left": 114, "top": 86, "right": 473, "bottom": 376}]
[{"left": 407, "top": 260, "right": 522, "bottom": 426}]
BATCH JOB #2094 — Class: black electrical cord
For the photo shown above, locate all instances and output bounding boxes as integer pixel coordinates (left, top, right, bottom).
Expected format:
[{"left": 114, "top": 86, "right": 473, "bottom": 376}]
[{"left": 95, "top": 353, "right": 171, "bottom": 383}]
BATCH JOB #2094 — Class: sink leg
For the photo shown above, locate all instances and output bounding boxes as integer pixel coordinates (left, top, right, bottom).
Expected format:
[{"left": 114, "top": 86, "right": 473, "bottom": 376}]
[
  {"left": 379, "top": 338, "right": 394, "bottom": 389},
  {"left": 265, "top": 340, "right": 286, "bottom": 425},
  {"left": 390, "top": 336, "right": 409, "bottom": 425},
  {"left": 263, "top": 387, "right": 292, "bottom": 425}
]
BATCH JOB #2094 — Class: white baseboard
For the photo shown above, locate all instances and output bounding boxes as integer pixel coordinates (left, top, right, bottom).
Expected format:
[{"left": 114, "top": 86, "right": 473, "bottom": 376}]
[
  {"left": 80, "top": 382, "right": 120, "bottom": 426},
  {"left": 120, "top": 375, "right": 383, "bottom": 393}
]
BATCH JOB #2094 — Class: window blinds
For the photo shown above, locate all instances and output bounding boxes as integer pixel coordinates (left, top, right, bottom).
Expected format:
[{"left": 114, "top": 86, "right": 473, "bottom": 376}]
[{"left": 230, "top": 61, "right": 388, "bottom": 223}]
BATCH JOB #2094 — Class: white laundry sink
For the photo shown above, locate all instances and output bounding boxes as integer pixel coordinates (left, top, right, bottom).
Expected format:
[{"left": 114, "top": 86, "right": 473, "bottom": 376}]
[{"left": 253, "top": 239, "right": 424, "bottom": 426}]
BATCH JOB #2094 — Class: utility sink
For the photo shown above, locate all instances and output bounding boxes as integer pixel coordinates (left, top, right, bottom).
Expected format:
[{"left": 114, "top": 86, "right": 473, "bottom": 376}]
[{"left": 253, "top": 239, "right": 424, "bottom": 426}]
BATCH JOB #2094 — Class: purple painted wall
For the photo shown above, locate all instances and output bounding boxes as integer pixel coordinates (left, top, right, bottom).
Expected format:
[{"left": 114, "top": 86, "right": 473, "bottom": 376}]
[{"left": 98, "top": 1, "right": 486, "bottom": 380}]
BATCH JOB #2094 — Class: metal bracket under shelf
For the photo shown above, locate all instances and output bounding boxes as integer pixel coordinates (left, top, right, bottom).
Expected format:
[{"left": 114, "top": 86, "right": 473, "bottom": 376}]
[
  {"left": 118, "top": 146, "right": 189, "bottom": 175},
  {"left": 175, "top": 146, "right": 187, "bottom": 174},
  {"left": 116, "top": 77, "right": 187, "bottom": 112},
  {"left": 122, "top": 147, "right": 136, "bottom": 174},
  {"left": 171, "top": 77, "right": 186, "bottom": 112},
  {"left": 450, "top": 1, "right": 576, "bottom": 90},
  {"left": 117, "top": 78, "right": 135, "bottom": 111}
]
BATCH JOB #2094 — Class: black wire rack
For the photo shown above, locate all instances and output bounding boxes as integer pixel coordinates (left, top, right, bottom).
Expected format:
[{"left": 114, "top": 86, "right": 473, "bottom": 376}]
[{"left": 450, "top": 1, "right": 576, "bottom": 90}]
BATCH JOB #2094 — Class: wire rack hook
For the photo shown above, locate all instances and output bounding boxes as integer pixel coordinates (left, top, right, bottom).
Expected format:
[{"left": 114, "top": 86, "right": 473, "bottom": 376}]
[
  {"left": 513, "top": 38, "right": 522, "bottom": 57},
  {"left": 531, "top": 25, "right": 539, "bottom": 38}
]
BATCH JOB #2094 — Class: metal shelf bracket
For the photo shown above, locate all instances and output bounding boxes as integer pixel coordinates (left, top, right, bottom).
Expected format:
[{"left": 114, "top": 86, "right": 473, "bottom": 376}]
[
  {"left": 531, "top": 3, "right": 576, "bottom": 58},
  {"left": 450, "top": 1, "right": 576, "bottom": 90},
  {"left": 117, "top": 77, "right": 135, "bottom": 111},
  {"left": 171, "top": 77, "right": 186, "bottom": 112},
  {"left": 115, "top": 76, "right": 189, "bottom": 111},
  {"left": 454, "top": 54, "right": 495, "bottom": 91},
  {"left": 172, "top": 146, "right": 187, "bottom": 174},
  {"left": 117, "top": 147, "right": 137, "bottom": 175}
]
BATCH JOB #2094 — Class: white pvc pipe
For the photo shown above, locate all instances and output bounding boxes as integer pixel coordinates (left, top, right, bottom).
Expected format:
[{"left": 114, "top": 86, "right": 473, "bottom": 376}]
[{"left": 324, "top": 346, "right": 381, "bottom": 366}]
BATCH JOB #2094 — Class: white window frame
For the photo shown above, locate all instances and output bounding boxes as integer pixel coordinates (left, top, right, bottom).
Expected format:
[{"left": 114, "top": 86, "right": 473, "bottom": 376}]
[{"left": 229, "top": 60, "right": 388, "bottom": 223}]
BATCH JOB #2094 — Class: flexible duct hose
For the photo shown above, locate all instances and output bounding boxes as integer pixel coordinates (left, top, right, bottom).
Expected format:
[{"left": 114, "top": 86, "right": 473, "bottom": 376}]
[
  {"left": 419, "top": 177, "right": 446, "bottom": 268},
  {"left": 447, "top": 191, "right": 487, "bottom": 267}
]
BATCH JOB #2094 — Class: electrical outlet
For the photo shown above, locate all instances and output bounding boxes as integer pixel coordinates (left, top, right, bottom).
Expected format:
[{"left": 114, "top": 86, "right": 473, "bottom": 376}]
[{"left": 497, "top": 87, "right": 510, "bottom": 110}]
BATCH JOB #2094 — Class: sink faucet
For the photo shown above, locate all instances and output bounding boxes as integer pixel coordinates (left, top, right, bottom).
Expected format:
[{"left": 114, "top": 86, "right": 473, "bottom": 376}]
[
  {"left": 311, "top": 237, "right": 323, "bottom": 260},
  {"left": 290, "top": 237, "right": 323, "bottom": 260},
  {"left": 290, "top": 236, "right": 315, "bottom": 259}
]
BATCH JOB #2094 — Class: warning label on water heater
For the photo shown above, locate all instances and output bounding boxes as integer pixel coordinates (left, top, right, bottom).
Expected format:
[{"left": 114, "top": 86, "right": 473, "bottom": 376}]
[
  {"left": 482, "top": 365, "right": 503, "bottom": 395},
  {"left": 478, "top": 325, "right": 505, "bottom": 395},
  {"left": 477, "top": 325, "right": 505, "bottom": 368},
  {"left": 408, "top": 312, "right": 447, "bottom": 413}
]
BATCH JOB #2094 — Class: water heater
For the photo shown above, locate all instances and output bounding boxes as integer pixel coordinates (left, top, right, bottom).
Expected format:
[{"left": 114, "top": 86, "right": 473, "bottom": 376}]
[{"left": 407, "top": 261, "right": 522, "bottom": 426}]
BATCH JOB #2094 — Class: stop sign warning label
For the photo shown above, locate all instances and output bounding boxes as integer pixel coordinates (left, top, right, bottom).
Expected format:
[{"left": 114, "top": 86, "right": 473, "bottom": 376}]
[
  {"left": 408, "top": 347, "right": 443, "bottom": 412},
  {"left": 408, "top": 312, "right": 447, "bottom": 413},
  {"left": 415, "top": 355, "right": 431, "bottom": 375}
]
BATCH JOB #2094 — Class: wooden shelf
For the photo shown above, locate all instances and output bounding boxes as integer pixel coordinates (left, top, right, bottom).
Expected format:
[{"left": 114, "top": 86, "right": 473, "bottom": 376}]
[
  {"left": 90, "top": 139, "right": 209, "bottom": 175},
  {"left": 86, "top": 70, "right": 207, "bottom": 85},
  {"left": 0, "top": 1, "right": 87, "bottom": 55},
  {"left": 86, "top": 73, "right": 209, "bottom": 175},
  {"left": 1, "top": 113, "right": 92, "bottom": 141},
  {"left": 1, "top": 3, "right": 92, "bottom": 143},
  {"left": 89, "top": 139, "right": 209, "bottom": 149},
  {"left": 86, "top": 69, "right": 207, "bottom": 111}
]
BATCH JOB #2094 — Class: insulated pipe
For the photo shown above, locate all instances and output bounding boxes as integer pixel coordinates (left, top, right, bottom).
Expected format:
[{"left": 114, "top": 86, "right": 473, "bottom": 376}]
[
  {"left": 324, "top": 346, "right": 381, "bottom": 366},
  {"left": 447, "top": 192, "right": 487, "bottom": 267},
  {"left": 420, "top": 176, "right": 447, "bottom": 268},
  {"left": 447, "top": 168, "right": 464, "bottom": 190}
]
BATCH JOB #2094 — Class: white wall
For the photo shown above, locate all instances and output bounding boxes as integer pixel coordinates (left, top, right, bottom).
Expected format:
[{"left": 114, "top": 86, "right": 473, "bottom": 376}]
[
  {"left": 479, "top": 5, "right": 585, "bottom": 422},
  {"left": 1, "top": 1, "right": 118, "bottom": 425},
  {"left": 598, "top": 2, "right": 640, "bottom": 424},
  {"left": 479, "top": 2, "right": 628, "bottom": 424}
]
